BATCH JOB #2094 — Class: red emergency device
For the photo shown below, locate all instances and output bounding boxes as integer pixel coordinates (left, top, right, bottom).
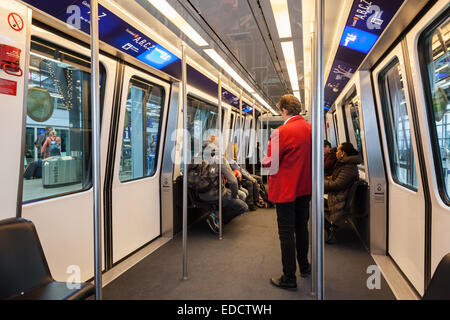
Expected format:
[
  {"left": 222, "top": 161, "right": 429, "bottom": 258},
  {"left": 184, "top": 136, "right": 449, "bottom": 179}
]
[{"left": 0, "top": 44, "right": 23, "bottom": 77}]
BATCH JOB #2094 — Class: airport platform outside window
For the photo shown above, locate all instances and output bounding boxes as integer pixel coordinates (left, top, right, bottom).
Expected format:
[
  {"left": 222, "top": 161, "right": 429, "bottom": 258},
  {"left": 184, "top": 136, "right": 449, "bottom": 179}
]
[{"left": 22, "top": 39, "right": 105, "bottom": 203}]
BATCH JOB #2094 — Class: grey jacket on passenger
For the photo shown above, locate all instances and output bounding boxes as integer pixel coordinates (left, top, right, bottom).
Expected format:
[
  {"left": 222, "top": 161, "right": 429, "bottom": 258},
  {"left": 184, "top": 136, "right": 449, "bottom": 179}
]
[
  {"left": 325, "top": 154, "right": 361, "bottom": 222},
  {"left": 198, "top": 156, "right": 238, "bottom": 203},
  {"left": 228, "top": 159, "right": 252, "bottom": 181}
]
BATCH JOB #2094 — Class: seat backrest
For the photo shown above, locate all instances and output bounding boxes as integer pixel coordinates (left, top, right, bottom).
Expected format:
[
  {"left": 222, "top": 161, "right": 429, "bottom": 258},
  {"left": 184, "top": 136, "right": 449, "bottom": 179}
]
[
  {"left": 343, "top": 179, "right": 368, "bottom": 212},
  {"left": 0, "top": 218, "right": 53, "bottom": 299},
  {"left": 423, "top": 253, "right": 450, "bottom": 300}
]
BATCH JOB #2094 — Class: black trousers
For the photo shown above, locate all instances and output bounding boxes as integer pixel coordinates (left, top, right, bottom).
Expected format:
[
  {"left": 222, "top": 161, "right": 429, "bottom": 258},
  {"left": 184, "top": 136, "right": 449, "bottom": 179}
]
[{"left": 275, "top": 195, "right": 311, "bottom": 279}]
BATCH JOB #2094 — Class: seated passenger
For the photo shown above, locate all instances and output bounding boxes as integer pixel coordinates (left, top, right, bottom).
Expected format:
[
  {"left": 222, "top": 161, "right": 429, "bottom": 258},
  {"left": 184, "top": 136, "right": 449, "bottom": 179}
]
[
  {"left": 200, "top": 173, "right": 248, "bottom": 234},
  {"left": 324, "top": 140, "right": 337, "bottom": 177},
  {"left": 232, "top": 169, "right": 250, "bottom": 202},
  {"left": 324, "top": 142, "right": 361, "bottom": 243},
  {"left": 200, "top": 138, "right": 248, "bottom": 233},
  {"left": 228, "top": 147, "right": 260, "bottom": 211}
]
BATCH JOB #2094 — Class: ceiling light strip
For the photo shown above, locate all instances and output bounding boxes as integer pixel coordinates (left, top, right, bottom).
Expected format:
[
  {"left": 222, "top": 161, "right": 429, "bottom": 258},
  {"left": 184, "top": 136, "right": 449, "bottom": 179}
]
[
  {"left": 147, "top": 0, "right": 209, "bottom": 47},
  {"left": 281, "top": 41, "right": 299, "bottom": 92},
  {"left": 270, "top": 0, "right": 292, "bottom": 39},
  {"left": 204, "top": 49, "right": 255, "bottom": 94}
]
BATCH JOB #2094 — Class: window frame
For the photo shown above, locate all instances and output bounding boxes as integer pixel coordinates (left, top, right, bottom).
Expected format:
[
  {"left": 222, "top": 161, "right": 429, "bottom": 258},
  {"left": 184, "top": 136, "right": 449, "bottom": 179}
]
[
  {"left": 333, "top": 111, "right": 340, "bottom": 145},
  {"left": 118, "top": 76, "right": 166, "bottom": 183},
  {"left": 418, "top": 9, "right": 450, "bottom": 205},
  {"left": 22, "top": 38, "right": 107, "bottom": 205},
  {"left": 378, "top": 56, "right": 419, "bottom": 192}
]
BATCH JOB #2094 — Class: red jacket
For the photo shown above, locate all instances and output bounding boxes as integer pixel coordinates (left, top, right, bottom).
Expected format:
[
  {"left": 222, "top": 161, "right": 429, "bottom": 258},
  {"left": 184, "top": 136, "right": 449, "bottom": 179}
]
[{"left": 262, "top": 115, "right": 312, "bottom": 203}]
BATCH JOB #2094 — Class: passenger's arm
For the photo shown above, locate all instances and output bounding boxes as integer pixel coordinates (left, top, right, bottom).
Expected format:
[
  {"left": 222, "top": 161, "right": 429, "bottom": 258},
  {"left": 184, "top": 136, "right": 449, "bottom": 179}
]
[
  {"left": 241, "top": 168, "right": 252, "bottom": 181},
  {"left": 222, "top": 164, "right": 239, "bottom": 198},
  {"left": 324, "top": 168, "right": 357, "bottom": 193},
  {"left": 262, "top": 129, "right": 281, "bottom": 174},
  {"left": 41, "top": 138, "right": 49, "bottom": 157}
]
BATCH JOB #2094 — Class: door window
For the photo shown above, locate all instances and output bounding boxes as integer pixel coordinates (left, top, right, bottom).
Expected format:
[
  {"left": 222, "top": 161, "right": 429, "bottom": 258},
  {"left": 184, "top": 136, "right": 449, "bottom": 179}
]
[
  {"left": 379, "top": 58, "right": 418, "bottom": 190},
  {"left": 119, "top": 77, "right": 165, "bottom": 182},
  {"left": 421, "top": 16, "right": 450, "bottom": 200},
  {"left": 23, "top": 39, "right": 105, "bottom": 203}
]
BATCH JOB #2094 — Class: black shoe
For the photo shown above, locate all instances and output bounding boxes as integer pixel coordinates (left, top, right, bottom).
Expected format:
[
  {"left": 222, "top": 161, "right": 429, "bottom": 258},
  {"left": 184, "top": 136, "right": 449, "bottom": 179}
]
[
  {"left": 206, "top": 215, "right": 219, "bottom": 234},
  {"left": 300, "top": 263, "right": 311, "bottom": 278},
  {"left": 270, "top": 275, "right": 297, "bottom": 290},
  {"left": 248, "top": 204, "right": 258, "bottom": 211}
]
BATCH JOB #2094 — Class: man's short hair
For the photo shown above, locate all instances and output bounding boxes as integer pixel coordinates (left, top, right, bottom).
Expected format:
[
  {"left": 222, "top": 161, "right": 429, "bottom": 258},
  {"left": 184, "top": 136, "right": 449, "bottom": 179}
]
[
  {"left": 324, "top": 140, "right": 332, "bottom": 148},
  {"left": 277, "top": 94, "right": 302, "bottom": 115}
]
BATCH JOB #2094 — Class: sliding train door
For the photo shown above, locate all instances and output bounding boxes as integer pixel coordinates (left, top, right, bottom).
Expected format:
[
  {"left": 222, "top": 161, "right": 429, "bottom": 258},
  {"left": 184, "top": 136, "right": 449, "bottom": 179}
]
[
  {"left": 405, "top": 1, "right": 450, "bottom": 283},
  {"left": 22, "top": 28, "right": 117, "bottom": 281},
  {"left": 373, "top": 45, "right": 426, "bottom": 295},
  {"left": 111, "top": 66, "right": 170, "bottom": 263}
]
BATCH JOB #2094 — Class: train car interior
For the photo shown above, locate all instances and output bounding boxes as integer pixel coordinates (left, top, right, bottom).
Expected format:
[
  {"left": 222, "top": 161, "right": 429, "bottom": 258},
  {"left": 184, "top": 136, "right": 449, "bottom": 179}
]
[{"left": 0, "top": 0, "right": 449, "bottom": 301}]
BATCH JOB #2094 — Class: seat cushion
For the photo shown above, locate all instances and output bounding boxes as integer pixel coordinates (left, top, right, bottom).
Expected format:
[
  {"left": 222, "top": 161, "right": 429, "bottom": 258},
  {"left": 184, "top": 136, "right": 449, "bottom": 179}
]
[{"left": 10, "top": 281, "right": 95, "bottom": 300}]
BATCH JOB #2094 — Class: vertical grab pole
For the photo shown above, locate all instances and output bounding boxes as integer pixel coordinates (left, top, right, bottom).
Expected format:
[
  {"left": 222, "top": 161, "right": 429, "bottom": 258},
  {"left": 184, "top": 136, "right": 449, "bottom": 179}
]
[
  {"left": 90, "top": 0, "right": 102, "bottom": 300},
  {"left": 265, "top": 113, "right": 269, "bottom": 184},
  {"left": 239, "top": 90, "right": 243, "bottom": 165},
  {"left": 310, "top": 20, "right": 316, "bottom": 298},
  {"left": 252, "top": 100, "right": 256, "bottom": 174},
  {"left": 311, "top": 0, "right": 325, "bottom": 300},
  {"left": 218, "top": 72, "right": 223, "bottom": 240},
  {"left": 182, "top": 43, "right": 188, "bottom": 279}
]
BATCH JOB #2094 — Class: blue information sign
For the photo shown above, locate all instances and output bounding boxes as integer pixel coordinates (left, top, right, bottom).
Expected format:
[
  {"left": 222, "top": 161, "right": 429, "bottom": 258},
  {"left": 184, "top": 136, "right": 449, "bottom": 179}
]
[
  {"left": 339, "top": 26, "right": 379, "bottom": 54},
  {"left": 23, "top": 0, "right": 180, "bottom": 71}
]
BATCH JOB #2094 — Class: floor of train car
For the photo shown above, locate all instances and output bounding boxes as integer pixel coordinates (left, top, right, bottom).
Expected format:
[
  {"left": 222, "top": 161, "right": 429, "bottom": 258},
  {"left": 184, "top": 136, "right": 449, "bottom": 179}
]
[{"left": 103, "top": 207, "right": 395, "bottom": 300}]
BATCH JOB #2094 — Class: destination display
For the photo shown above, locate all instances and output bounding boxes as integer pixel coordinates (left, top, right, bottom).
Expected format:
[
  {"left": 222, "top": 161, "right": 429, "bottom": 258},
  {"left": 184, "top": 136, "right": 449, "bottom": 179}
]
[
  {"left": 324, "top": 0, "right": 405, "bottom": 109},
  {"left": 23, "top": 0, "right": 179, "bottom": 70}
]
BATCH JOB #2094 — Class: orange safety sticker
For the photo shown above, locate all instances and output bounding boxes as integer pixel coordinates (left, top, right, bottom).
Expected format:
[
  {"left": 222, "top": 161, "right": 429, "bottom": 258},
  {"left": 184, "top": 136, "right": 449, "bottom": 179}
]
[{"left": 0, "top": 78, "right": 17, "bottom": 96}]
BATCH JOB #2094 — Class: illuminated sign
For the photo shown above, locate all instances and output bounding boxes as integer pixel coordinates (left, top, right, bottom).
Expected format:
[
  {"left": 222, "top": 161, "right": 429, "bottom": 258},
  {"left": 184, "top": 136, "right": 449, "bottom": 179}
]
[
  {"left": 339, "top": 26, "right": 378, "bottom": 54},
  {"left": 22, "top": 0, "right": 180, "bottom": 71},
  {"left": 324, "top": 0, "right": 405, "bottom": 109}
]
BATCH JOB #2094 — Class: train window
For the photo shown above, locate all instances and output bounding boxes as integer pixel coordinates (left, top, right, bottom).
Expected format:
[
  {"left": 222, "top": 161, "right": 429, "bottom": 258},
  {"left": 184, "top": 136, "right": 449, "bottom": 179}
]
[
  {"left": 22, "top": 39, "right": 105, "bottom": 203},
  {"left": 186, "top": 95, "right": 221, "bottom": 159},
  {"left": 119, "top": 77, "right": 164, "bottom": 182},
  {"left": 346, "top": 100, "right": 365, "bottom": 166},
  {"left": 379, "top": 58, "right": 418, "bottom": 190},
  {"left": 333, "top": 111, "right": 340, "bottom": 144},
  {"left": 421, "top": 16, "right": 450, "bottom": 201}
]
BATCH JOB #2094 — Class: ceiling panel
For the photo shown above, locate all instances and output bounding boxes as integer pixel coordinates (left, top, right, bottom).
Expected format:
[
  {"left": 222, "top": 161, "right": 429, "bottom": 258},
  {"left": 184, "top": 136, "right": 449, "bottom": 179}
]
[{"left": 186, "top": 0, "right": 304, "bottom": 105}]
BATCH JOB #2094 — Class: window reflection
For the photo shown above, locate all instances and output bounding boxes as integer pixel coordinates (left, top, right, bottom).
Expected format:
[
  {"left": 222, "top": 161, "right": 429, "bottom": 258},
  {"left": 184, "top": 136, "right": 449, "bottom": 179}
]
[
  {"left": 119, "top": 77, "right": 164, "bottom": 182},
  {"left": 424, "top": 17, "right": 450, "bottom": 199},
  {"left": 380, "top": 59, "right": 418, "bottom": 190},
  {"left": 23, "top": 39, "right": 103, "bottom": 202}
]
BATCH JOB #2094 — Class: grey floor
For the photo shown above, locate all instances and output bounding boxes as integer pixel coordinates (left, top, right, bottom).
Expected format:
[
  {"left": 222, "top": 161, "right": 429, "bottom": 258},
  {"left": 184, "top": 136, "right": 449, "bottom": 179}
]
[{"left": 103, "top": 207, "right": 395, "bottom": 300}]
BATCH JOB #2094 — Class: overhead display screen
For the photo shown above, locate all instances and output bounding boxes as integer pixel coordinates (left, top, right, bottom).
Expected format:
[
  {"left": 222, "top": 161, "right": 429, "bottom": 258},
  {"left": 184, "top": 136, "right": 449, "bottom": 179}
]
[
  {"left": 242, "top": 106, "right": 253, "bottom": 113},
  {"left": 23, "top": 0, "right": 180, "bottom": 71},
  {"left": 324, "top": 0, "right": 405, "bottom": 110},
  {"left": 339, "top": 26, "right": 379, "bottom": 54}
]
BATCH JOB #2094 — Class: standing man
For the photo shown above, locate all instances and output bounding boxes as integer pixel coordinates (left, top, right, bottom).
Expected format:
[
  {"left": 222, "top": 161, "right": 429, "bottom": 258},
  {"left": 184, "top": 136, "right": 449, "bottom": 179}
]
[
  {"left": 263, "top": 94, "right": 312, "bottom": 290},
  {"left": 34, "top": 126, "right": 52, "bottom": 159}
]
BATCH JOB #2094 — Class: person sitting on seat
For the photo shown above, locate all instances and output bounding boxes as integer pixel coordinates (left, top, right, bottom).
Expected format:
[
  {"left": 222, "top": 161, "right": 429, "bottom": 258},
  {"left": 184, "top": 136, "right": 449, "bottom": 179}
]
[
  {"left": 324, "top": 142, "right": 361, "bottom": 243},
  {"left": 200, "top": 136, "right": 249, "bottom": 233},
  {"left": 324, "top": 140, "right": 337, "bottom": 177},
  {"left": 228, "top": 144, "right": 260, "bottom": 211}
]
